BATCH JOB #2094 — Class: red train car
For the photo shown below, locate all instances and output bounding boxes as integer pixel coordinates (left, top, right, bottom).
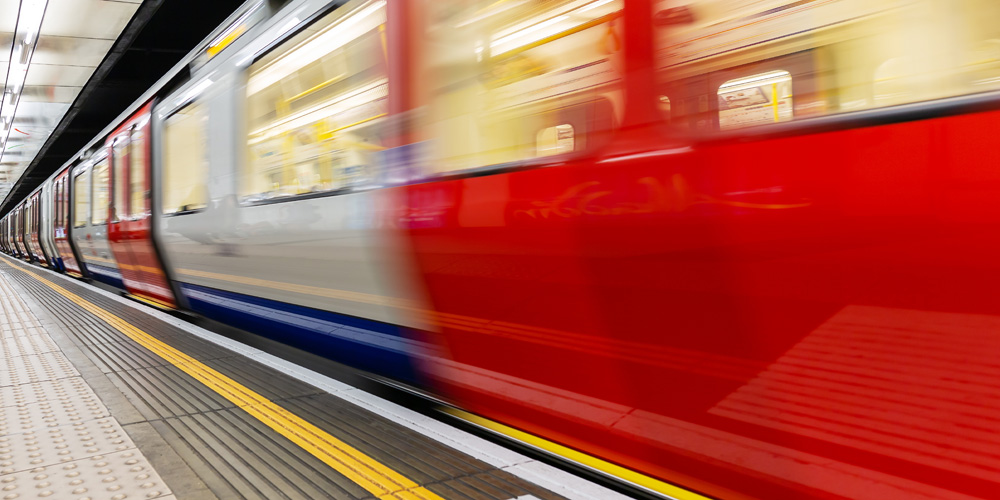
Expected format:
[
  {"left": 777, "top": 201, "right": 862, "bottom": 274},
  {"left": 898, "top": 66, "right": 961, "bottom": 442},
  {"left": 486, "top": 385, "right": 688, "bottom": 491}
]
[
  {"left": 6, "top": 1, "right": 1000, "bottom": 499},
  {"left": 105, "top": 103, "right": 177, "bottom": 308},
  {"left": 395, "top": 1, "right": 1000, "bottom": 499}
]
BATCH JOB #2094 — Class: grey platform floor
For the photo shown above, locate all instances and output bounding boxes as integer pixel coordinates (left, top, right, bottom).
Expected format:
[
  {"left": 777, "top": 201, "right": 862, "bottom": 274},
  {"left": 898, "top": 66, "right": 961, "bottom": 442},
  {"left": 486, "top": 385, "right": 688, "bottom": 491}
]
[{"left": 0, "top": 255, "right": 596, "bottom": 500}]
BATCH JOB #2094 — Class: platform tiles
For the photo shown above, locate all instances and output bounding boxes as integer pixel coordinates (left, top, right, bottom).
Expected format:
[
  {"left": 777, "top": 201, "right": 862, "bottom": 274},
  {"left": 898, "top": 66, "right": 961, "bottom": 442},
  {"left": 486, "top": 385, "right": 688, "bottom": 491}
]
[{"left": 0, "top": 255, "right": 636, "bottom": 500}]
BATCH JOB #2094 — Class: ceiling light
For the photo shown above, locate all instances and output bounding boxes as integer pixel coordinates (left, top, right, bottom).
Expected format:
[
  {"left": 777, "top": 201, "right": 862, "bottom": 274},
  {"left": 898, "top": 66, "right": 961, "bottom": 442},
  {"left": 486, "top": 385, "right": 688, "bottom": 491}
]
[
  {"left": 18, "top": 0, "right": 47, "bottom": 44},
  {"left": 0, "top": 0, "right": 48, "bottom": 159}
]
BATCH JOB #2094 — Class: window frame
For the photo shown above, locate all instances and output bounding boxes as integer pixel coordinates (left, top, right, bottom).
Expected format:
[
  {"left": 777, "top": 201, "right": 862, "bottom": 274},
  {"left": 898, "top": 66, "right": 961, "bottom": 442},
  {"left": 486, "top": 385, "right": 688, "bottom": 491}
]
[
  {"left": 54, "top": 179, "right": 61, "bottom": 231},
  {"left": 90, "top": 155, "right": 110, "bottom": 226},
  {"left": 111, "top": 136, "right": 129, "bottom": 223},
  {"left": 73, "top": 169, "right": 90, "bottom": 229},
  {"left": 238, "top": 0, "right": 389, "bottom": 208},
  {"left": 160, "top": 100, "right": 210, "bottom": 217},
  {"left": 129, "top": 125, "right": 148, "bottom": 219}
]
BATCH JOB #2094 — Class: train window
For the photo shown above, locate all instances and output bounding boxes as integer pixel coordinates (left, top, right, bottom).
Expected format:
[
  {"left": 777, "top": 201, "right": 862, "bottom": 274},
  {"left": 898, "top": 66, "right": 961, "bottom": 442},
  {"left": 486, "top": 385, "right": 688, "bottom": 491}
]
[
  {"left": 130, "top": 128, "right": 147, "bottom": 217},
  {"left": 64, "top": 177, "right": 71, "bottom": 228},
  {"left": 58, "top": 178, "right": 66, "bottom": 228},
  {"left": 242, "top": 0, "right": 388, "bottom": 202},
  {"left": 424, "top": 0, "right": 623, "bottom": 173},
  {"left": 54, "top": 180, "right": 60, "bottom": 229},
  {"left": 73, "top": 171, "right": 88, "bottom": 228},
  {"left": 162, "top": 101, "right": 209, "bottom": 215},
  {"left": 91, "top": 158, "right": 110, "bottom": 225},
  {"left": 717, "top": 71, "right": 793, "bottom": 130},
  {"left": 655, "top": 0, "right": 1000, "bottom": 131},
  {"left": 112, "top": 139, "right": 128, "bottom": 221},
  {"left": 536, "top": 125, "right": 575, "bottom": 157}
]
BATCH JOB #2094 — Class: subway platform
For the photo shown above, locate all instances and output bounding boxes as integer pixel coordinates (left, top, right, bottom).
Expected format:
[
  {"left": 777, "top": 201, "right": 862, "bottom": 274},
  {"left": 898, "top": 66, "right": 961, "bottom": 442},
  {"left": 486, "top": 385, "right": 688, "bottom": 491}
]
[{"left": 0, "top": 254, "right": 637, "bottom": 500}]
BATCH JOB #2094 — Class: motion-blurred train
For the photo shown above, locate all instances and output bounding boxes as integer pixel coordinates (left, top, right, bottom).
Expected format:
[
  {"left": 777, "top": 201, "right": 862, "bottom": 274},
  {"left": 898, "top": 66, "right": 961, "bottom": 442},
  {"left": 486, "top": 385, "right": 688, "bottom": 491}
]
[{"left": 4, "top": 0, "right": 1000, "bottom": 498}]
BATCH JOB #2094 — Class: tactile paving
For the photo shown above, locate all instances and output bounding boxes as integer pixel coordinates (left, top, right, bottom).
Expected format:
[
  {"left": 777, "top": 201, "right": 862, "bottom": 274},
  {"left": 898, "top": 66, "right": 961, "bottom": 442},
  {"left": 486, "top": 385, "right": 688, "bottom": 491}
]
[
  {"left": 0, "top": 269, "right": 174, "bottom": 500},
  {"left": 0, "top": 418, "right": 135, "bottom": 475},
  {"left": 0, "top": 352, "right": 79, "bottom": 387},
  {"left": 0, "top": 450, "right": 171, "bottom": 500},
  {"left": 0, "top": 378, "right": 98, "bottom": 410},
  {"left": 0, "top": 393, "right": 108, "bottom": 436},
  {"left": 0, "top": 334, "right": 60, "bottom": 358}
]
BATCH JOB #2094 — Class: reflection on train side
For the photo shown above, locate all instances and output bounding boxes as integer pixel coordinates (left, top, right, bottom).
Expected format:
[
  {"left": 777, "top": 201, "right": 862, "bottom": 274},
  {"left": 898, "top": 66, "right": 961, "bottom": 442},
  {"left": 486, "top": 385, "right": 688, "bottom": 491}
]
[
  {"left": 514, "top": 175, "right": 811, "bottom": 220},
  {"left": 425, "top": 303, "right": 1000, "bottom": 500}
]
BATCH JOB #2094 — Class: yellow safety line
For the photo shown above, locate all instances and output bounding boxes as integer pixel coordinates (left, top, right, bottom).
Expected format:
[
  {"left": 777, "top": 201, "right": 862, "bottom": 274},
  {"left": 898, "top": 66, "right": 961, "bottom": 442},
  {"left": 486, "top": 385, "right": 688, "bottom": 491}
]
[
  {"left": 442, "top": 407, "right": 712, "bottom": 500},
  {"left": 11, "top": 262, "right": 445, "bottom": 500}
]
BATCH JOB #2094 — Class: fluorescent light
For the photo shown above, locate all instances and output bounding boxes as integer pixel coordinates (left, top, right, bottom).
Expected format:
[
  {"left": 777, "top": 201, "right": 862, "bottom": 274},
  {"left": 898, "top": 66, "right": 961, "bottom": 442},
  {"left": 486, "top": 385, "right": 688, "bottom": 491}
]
[
  {"left": 17, "top": 0, "right": 47, "bottom": 45},
  {"left": 579, "top": 0, "right": 615, "bottom": 13},
  {"left": 491, "top": 15, "right": 568, "bottom": 52},
  {"left": 455, "top": 0, "right": 529, "bottom": 28},
  {"left": 0, "top": 0, "right": 47, "bottom": 160},
  {"left": 248, "top": 79, "right": 387, "bottom": 142},
  {"left": 488, "top": 0, "right": 621, "bottom": 56},
  {"left": 718, "top": 71, "right": 791, "bottom": 92}
]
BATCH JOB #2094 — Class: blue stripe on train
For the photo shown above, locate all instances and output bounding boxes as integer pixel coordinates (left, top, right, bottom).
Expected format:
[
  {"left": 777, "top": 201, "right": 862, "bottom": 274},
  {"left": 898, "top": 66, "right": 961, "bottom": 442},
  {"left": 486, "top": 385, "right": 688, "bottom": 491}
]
[
  {"left": 86, "top": 263, "right": 125, "bottom": 289},
  {"left": 178, "top": 282, "right": 422, "bottom": 384}
]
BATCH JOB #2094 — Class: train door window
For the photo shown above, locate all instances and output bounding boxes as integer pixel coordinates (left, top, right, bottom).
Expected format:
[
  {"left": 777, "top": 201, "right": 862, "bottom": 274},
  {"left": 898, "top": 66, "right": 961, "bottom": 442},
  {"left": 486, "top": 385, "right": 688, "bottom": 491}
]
[
  {"left": 424, "top": 0, "right": 623, "bottom": 174},
  {"left": 74, "top": 171, "right": 89, "bottom": 228},
  {"left": 91, "top": 158, "right": 110, "bottom": 225},
  {"left": 130, "top": 127, "right": 147, "bottom": 217},
  {"left": 54, "top": 181, "right": 60, "bottom": 229},
  {"left": 58, "top": 178, "right": 66, "bottom": 229},
  {"left": 717, "top": 70, "right": 793, "bottom": 130},
  {"left": 112, "top": 139, "right": 128, "bottom": 221},
  {"left": 162, "top": 101, "right": 209, "bottom": 214},
  {"left": 242, "top": 0, "right": 388, "bottom": 202},
  {"left": 63, "top": 177, "right": 71, "bottom": 228}
]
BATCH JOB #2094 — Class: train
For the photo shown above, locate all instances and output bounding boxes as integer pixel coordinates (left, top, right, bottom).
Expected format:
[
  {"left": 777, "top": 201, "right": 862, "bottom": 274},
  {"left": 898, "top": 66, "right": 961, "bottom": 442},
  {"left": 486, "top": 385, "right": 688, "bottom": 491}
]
[{"left": 4, "top": 0, "right": 1000, "bottom": 498}]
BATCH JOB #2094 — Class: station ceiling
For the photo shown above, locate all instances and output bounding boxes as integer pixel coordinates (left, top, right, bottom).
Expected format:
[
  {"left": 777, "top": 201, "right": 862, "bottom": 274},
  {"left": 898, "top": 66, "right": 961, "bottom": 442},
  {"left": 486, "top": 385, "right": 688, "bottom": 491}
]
[{"left": 0, "top": 0, "right": 247, "bottom": 216}]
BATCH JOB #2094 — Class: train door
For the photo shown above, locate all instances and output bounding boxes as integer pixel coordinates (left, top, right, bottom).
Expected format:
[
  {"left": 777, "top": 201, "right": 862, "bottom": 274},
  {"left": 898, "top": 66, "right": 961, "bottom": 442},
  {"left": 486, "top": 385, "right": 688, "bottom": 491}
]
[
  {"left": 36, "top": 193, "right": 49, "bottom": 265},
  {"left": 32, "top": 191, "right": 50, "bottom": 266},
  {"left": 22, "top": 201, "right": 30, "bottom": 259},
  {"left": 40, "top": 181, "right": 61, "bottom": 271},
  {"left": 55, "top": 169, "right": 85, "bottom": 277},
  {"left": 30, "top": 195, "right": 38, "bottom": 262},
  {"left": 72, "top": 154, "right": 125, "bottom": 287},
  {"left": 11, "top": 208, "right": 19, "bottom": 257},
  {"left": 17, "top": 205, "right": 29, "bottom": 261},
  {"left": 25, "top": 198, "right": 38, "bottom": 262},
  {"left": 107, "top": 103, "right": 177, "bottom": 308}
]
